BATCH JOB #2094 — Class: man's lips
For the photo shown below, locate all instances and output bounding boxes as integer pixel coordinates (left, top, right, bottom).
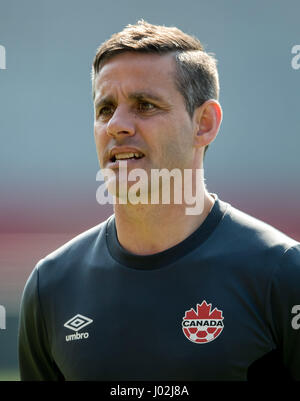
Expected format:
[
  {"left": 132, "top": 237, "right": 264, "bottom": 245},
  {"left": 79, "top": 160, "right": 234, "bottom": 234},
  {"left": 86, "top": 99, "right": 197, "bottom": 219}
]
[
  {"left": 106, "top": 156, "right": 145, "bottom": 169},
  {"left": 106, "top": 147, "right": 145, "bottom": 167}
]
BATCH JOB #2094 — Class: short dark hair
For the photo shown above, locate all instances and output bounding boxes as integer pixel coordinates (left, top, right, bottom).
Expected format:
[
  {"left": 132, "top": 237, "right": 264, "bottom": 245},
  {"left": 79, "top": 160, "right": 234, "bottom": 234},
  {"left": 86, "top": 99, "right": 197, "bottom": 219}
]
[{"left": 92, "top": 20, "right": 220, "bottom": 156}]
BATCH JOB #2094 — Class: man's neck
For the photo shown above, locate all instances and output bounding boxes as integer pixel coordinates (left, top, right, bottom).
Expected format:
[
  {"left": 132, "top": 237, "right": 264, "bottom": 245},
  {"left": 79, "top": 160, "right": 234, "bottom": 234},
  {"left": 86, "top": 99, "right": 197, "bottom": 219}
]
[{"left": 113, "top": 191, "right": 215, "bottom": 256}]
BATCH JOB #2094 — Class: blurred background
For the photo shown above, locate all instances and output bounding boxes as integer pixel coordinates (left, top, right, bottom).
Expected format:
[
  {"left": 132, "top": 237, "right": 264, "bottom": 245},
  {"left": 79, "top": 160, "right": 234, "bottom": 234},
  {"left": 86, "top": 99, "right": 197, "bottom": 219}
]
[{"left": 0, "top": 0, "right": 299, "bottom": 380}]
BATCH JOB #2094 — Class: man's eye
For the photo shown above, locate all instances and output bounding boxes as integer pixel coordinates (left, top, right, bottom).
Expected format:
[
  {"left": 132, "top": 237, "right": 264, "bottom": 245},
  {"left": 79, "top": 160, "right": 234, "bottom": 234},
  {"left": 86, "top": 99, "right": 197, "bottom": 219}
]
[
  {"left": 98, "top": 106, "right": 114, "bottom": 117},
  {"left": 138, "top": 102, "right": 156, "bottom": 112}
]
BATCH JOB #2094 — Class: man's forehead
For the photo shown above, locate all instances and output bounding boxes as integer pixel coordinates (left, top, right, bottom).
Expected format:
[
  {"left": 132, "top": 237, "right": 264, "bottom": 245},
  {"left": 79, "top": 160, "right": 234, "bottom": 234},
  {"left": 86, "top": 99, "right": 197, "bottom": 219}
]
[{"left": 93, "top": 52, "right": 177, "bottom": 96}]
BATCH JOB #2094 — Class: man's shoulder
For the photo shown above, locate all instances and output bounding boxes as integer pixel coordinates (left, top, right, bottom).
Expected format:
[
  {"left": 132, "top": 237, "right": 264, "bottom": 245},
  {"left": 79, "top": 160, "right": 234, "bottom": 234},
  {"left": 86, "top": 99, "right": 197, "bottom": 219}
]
[
  {"left": 211, "top": 199, "right": 300, "bottom": 283},
  {"left": 34, "top": 216, "right": 112, "bottom": 275},
  {"left": 223, "top": 201, "right": 299, "bottom": 251},
  {"left": 20, "top": 216, "right": 114, "bottom": 311}
]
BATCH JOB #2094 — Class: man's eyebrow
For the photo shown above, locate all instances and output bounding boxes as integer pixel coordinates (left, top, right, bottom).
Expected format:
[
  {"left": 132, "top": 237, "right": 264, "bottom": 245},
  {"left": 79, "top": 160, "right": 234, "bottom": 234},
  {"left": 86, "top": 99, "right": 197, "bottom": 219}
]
[
  {"left": 94, "top": 91, "right": 167, "bottom": 109},
  {"left": 94, "top": 95, "right": 114, "bottom": 110},
  {"left": 128, "top": 91, "right": 166, "bottom": 103}
]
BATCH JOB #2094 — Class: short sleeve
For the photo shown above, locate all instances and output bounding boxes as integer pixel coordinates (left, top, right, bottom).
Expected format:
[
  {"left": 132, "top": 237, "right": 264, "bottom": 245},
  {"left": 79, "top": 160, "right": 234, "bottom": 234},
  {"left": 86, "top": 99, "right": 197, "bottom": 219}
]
[
  {"left": 18, "top": 261, "right": 64, "bottom": 381},
  {"left": 267, "top": 244, "right": 300, "bottom": 380}
]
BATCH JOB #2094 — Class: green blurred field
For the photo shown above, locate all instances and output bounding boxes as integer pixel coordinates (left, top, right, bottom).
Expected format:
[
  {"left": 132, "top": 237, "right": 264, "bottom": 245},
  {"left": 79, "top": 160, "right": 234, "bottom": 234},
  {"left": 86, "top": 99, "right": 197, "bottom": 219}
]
[{"left": 0, "top": 370, "right": 20, "bottom": 381}]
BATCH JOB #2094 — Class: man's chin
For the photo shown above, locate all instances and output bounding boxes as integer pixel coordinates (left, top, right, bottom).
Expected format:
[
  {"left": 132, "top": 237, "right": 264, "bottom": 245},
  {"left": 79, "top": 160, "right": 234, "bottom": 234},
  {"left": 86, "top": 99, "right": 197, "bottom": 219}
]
[{"left": 111, "top": 179, "right": 150, "bottom": 205}]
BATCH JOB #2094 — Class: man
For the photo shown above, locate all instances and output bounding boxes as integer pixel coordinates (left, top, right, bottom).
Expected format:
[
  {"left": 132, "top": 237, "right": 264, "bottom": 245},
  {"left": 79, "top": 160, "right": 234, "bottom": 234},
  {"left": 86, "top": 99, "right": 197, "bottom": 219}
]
[{"left": 18, "top": 20, "right": 300, "bottom": 381}]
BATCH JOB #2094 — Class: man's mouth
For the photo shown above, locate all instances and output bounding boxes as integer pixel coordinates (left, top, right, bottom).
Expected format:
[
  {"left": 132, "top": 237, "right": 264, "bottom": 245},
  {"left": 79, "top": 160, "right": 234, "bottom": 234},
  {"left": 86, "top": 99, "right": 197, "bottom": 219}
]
[{"left": 110, "top": 152, "right": 145, "bottom": 163}]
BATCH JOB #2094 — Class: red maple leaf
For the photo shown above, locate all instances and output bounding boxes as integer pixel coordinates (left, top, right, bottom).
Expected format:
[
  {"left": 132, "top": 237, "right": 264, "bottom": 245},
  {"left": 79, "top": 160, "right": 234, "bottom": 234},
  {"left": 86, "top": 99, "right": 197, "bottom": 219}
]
[{"left": 184, "top": 300, "right": 223, "bottom": 320}]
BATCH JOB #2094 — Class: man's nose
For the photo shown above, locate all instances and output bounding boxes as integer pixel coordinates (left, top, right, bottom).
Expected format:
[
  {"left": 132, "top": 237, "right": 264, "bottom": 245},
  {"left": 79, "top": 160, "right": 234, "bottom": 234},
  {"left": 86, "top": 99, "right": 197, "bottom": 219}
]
[{"left": 106, "top": 106, "right": 135, "bottom": 138}]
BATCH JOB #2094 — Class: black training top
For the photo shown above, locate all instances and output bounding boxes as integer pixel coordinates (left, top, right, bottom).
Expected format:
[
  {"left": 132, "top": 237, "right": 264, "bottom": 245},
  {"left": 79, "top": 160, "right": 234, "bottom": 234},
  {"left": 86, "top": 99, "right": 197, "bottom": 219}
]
[{"left": 18, "top": 196, "right": 300, "bottom": 380}]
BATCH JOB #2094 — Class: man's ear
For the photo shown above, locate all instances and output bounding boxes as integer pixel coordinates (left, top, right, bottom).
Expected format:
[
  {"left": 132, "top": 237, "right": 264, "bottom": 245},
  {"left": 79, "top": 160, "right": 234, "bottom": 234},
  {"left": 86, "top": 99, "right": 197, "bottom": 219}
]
[{"left": 193, "top": 100, "right": 223, "bottom": 148}]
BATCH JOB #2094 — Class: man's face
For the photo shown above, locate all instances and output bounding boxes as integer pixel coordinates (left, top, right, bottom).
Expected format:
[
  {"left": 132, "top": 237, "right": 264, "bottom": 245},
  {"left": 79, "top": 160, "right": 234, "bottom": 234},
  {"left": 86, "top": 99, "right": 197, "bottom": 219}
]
[{"left": 93, "top": 52, "right": 198, "bottom": 195}]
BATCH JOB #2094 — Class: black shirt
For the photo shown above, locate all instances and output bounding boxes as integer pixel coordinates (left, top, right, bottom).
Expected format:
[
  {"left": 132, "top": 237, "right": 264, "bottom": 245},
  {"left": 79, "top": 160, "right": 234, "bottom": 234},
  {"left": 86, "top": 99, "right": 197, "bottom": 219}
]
[{"left": 18, "top": 196, "right": 300, "bottom": 380}]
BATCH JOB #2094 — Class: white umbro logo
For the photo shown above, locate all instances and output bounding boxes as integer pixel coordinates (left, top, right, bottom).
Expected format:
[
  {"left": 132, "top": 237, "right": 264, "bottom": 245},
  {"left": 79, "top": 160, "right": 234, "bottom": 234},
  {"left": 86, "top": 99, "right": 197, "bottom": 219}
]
[
  {"left": 64, "top": 314, "right": 93, "bottom": 331},
  {"left": 64, "top": 314, "right": 93, "bottom": 342}
]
